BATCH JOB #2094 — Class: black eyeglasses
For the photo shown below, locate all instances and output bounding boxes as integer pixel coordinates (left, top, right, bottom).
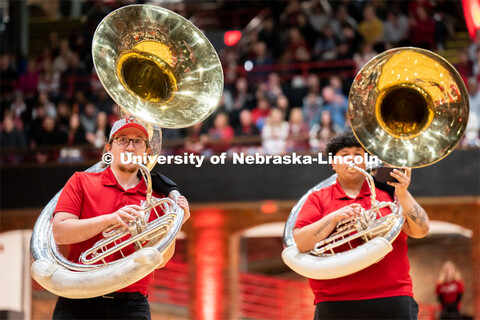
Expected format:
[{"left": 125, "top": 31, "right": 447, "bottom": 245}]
[{"left": 113, "top": 137, "right": 147, "bottom": 149}]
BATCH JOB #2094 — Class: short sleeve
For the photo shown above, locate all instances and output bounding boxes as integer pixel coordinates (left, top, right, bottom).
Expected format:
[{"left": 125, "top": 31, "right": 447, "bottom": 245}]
[
  {"left": 54, "top": 172, "right": 84, "bottom": 218},
  {"left": 294, "top": 192, "right": 324, "bottom": 229}
]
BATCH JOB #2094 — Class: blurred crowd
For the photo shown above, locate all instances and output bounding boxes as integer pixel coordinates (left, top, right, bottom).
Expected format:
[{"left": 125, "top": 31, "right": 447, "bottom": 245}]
[{"left": 1, "top": 0, "right": 480, "bottom": 165}]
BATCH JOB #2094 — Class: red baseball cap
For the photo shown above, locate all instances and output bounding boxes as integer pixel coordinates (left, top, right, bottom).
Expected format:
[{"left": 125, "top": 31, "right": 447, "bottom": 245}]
[{"left": 109, "top": 117, "right": 149, "bottom": 140}]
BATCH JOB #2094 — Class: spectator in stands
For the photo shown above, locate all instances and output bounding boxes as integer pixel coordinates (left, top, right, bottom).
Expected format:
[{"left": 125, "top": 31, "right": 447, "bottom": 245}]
[
  {"left": 1, "top": 113, "right": 26, "bottom": 148},
  {"left": 61, "top": 53, "right": 88, "bottom": 99},
  {"left": 17, "top": 60, "right": 39, "bottom": 100},
  {"left": 286, "top": 107, "right": 309, "bottom": 152},
  {"left": 280, "top": 0, "right": 303, "bottom": 30},
  {"left": 306, "top": 74, "right": 321, "bottom": 96},
  {"left": 217, "top": 91, "right": 234, "bottom": 116},
  {"left": 290, "top": 74, "right": 320, "bottom": 110},
  {"left": 86, "top": 111, "right": 109, "bottom": 149},
  {"left": 108, "top": 104, "right": 121, "bottom": 128},
  {"left": 302, "top": 90, "right": 323, "bottom": 128},
  {"left": 252, "top": 41, "right": 274, "bottom": 68},
  {"left": 286, "top": 27, "right": 311, "bottom": 63},
  {"left": 276, "top": 94, "right": 291, "bottom": 121},
  {"left": 55, "top": 101, "right": 70, "bottom": 134},
  {"left": 85, "top": 0, "right": 111, "bottom": 37},
  {"left": 262, "top": 108, "right": 289, "bottom": 155},
  {"left": 296, "top": 12, "right": 318, "bottom": 45},
  {"left": 33, "top": 115, "right": 68, "bottom": 163},
  {"left": 223, "top": 52, "right": 241, "bottom": 86},
  {"left": 70, "top": 29, "right": 90, "bottom": 65},
  {"left": 313, "top": 24, "right": 339, "bottom": 60},
  {"left": 265, "top": 73, "right": 285, "bottom": 105},
  {"left": 37, "top": 91, "right": 57, "bottom": 118},
  {"left": 331, "top": 5, "right": 357, "bottom": 42},
  {"left": 408, "top": 6, "right": 436, "bottom": 50},
  {"left": 337, "top": 23, "right": 363, "bottom": 60},
  {"left": 35, "top": 47, "right": 53, "bottom": 72},
  {"left": 309, "top": 109, "right": 341, "bottom": 152},
  {"left": 328, "top": 75, "right": 345, "bottom": 96},
  {"left": 232, "top": 77, "right": 255, "bottom": 111},
  {"left": 34, "top": 116, "right": 68, "bottom": 147},
  {"left": 66, "top": 113, "right": 88, "bottom": 146},
  {"left": 436, "top": 261, "right": 464, "bottom": 320},
  {"left": 353, "top": 43, "right": 377, "bottom": 73},
  {"left": 469, "top": 77, "right": 480, "bottom": 119},
  {"left": 408, "top": 0, "right": 434, "bottom": 22},
  {"left": 322, "top": 86, "right": 348, "bottom": 131},
  {"left": 184, "top": 122, "right": 207, "bottom": 155},
  {"left": 304, "top": 1, "right": 331, "bottom": 35},
  {"left": 235, "top": 109, "right": 260, "bottom": 137},
  {"left": 47, "top": 31, "right": 60, "bottom": 58},
  {"left": 358, "top": 5, "right": 383, "bottom": 46},
  {"left": 252, "top": 97, "right": 272, "bottom": 131},
  {"left": 463, "top": 77, "right": 480, "bottom": 147},
  {"left": 468, "top": 30, "right": 480, "bottom": 75},
  {"left": 206, "top": 112, "right": 234, "bottom": 153},
  {"left": 1, "top": 53, "right": 18, "bottom": 101},
  {"left": 10, "top": 91, "right": 28, "bottom": 132},
  {"left": 258, "top": 17, "right": 283, "bottom": 59},
  {"left": 455, "top": 50, "right": 474, "bottom": 86},
  {"left": 80, "top": 102, "right": 97, "bottom": 134},
  {"left": 93, "top": 89, "right": 114, "bottom": 114},
  {"left": 52, "top": 40, "right": 72, "bottom": 74},
  {"left": 255, "top": 83, "right": 269, "bottom": 107},
  {"left": 240, "top": 31, "right": 259, "bottom": 63},
  {"left": 29, "top": 104, "right": 47, "bottom": 146},
  {"left": 37, "top": 58, "right": 60, "bottom": 98},
  {"left": 383, "top": 9, "right": 409, "bottom": 47},
  {"left": 1, "top": 113, "right": 26, "bottom": 165}
]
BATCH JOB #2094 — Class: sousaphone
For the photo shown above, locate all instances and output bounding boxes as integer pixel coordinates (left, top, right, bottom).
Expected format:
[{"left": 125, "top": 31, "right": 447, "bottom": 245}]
[
  {"left": 30, "top": 5, "right": 223, "bottom": 298},
  {"left": 282, "top": 47, "right": 469, "bottom": 279}
]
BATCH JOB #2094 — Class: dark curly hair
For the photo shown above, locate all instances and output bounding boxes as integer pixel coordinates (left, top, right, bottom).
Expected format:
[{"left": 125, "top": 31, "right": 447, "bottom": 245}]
[{"left": 326, "top": 131, "right": 363, "bottom": 156}]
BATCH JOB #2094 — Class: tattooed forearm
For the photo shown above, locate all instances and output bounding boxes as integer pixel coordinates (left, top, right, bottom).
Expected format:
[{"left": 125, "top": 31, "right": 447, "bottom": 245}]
[
  {"left": 313, "top": 218, "right": 332, "bottom": 237},
  {"left": 405, "top": 204, "right": 427, "bottom": 228}
]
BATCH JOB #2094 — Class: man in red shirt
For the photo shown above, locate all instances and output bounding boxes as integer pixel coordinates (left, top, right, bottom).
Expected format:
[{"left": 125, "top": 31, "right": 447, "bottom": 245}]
[
  {"left": 51, "top": 118, "right": 190, "bottom": 319},
  {"left": 294, "top": 132, "right": 430, "bottom": 319}
]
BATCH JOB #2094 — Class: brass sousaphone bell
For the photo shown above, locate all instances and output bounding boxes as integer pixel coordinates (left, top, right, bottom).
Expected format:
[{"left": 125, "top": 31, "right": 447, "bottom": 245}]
[
  {"left": 282, "top": 47, "right": 469, "bottom": 279},
  {"left": 30, "top": 5, "right": 223, "bottom": 298}
]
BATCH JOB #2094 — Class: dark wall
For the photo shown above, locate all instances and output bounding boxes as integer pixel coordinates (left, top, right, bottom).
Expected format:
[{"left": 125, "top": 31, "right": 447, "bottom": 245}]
[{"left": 1, "top": 149, "right": 479, "bottom": 209}]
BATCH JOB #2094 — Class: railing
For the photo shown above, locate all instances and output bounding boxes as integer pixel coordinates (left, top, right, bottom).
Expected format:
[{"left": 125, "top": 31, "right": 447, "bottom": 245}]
[
  {"left": 148, "top": 261, "right": 442, "bottom": 320},
  {"left": 239, "top": 273, "right": 314, "bottom": 320},
  {"left": 239, "top": 59, "right": 356, "bottom": 84},
  {"left": 189, "top": 3, "right": 269, "bottom": 30},
  {"left": 31, "top": 258, "right": 442, "bottom": 320},
  {"left": 149, "top": 261, "right": 189, "bottom": 307},
  {"left": 418, "top": 304, "right": 441, "bottom": 320},
  {"left": 0, "top": 135, "right": 265, "bottom": 167}
]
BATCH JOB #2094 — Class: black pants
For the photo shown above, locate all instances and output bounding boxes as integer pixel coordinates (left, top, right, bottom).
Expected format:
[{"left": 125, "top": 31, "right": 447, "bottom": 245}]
[
  {"left": 52, "top": 293, "right": 151, "bottom": 320},
  {"left": 314, "top": 296, "right": 419, "bottom": 320}
]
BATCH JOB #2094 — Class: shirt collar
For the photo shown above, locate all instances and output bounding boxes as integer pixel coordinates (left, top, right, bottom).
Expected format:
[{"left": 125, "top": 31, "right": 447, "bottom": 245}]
[
  {"left": 333, "top": 178, "right": 372, "bottom": 200},
  {"left": 101, "top": 166, "right": 147, "bottom": 195}
]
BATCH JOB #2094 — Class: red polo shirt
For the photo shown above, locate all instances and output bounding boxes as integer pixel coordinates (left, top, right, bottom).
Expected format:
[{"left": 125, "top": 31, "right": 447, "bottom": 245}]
[
  {"left": 54, "top": 167, "right": 164, "bottom": 295},
  {"left": 295, "top": 179, "right": 413, "bottom": 304}
]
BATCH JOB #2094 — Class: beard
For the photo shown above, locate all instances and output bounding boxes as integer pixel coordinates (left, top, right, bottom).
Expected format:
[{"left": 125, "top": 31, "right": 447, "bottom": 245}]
[{"left": 118, "top": 163, "right": 138, "bottom": 174}]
